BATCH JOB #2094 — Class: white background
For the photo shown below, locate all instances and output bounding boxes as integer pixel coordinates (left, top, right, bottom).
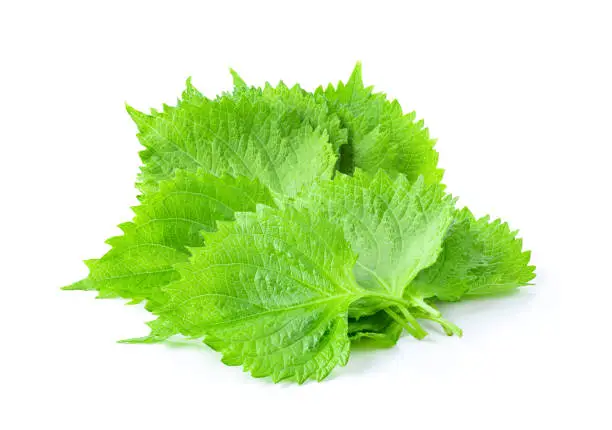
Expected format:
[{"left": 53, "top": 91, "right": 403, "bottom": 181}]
[{"left": 1, "top": 1, "right": 611, "bottom": 428}]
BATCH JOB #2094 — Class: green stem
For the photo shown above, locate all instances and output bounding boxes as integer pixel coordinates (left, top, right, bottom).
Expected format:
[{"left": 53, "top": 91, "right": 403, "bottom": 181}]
[
  {"left": 397, "top": 306, "right": 428, "bottom": 339},
  {"left": 384, "top": 308, "right": 427, "bottom": 340},
  {"left": 355, "top": 287, "right": 459, "bottom": 338},
  {"left": 410, "top": 296, "right": 441, "bottom": 318},
  {"left": 415, "top": 313, "right": 463, "bottom": 337},
  {"left": 365, "top": 291, "right": 439, "bottom": 318},
  {"left": 365, "top": 291, "right": 415, "bottom": 309}
]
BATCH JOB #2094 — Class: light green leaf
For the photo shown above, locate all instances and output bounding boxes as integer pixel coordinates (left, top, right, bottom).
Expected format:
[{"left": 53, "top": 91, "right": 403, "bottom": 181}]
[
  {"left": 153, "top": 205, "right": 364, "bottom": 383},
  {"left": 294, "top": 170, "right": 459, "bottom": 336},
  {"left": 61, "top": 65, "right": 537, "bottom": 382},
  {"left": 64, "top": 171, "right": 275, "bottom": 306},
  {"left": 227, "top": 72, "right": 348, "bottom": 154},
  {"left": 129, "top": 85, "right": 337, "bottom": 196},
  {"left": 316, "top": 62, "right": 443, "bottom": 183},
  {"left": 297, "top": 170, "right": 455, "bottom": 297},
  {"left": 348, "top": 312, "right": 402, "bottom": 347},
  {"left": 410, "top": 208, "right": 536, "bottom": 301}
]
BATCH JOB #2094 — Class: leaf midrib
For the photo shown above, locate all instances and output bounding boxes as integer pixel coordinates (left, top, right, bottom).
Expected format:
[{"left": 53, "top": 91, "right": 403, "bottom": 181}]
[{"left": 176, "top": 294, "right": 357, "bottom": 329}]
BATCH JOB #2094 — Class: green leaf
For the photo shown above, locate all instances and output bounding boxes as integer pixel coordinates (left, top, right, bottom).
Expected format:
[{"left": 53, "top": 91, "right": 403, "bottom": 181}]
[
  {"left": 153, "top": 205, "right": 365, "bottom": 383},
  {"left": 348, "top": 312, "right": 402, "bottom": 347},
  {"left": 227, "top": 72, "right": 348, "bottom": 154},
  {"left": 294, "top": 169, "right": 460, "bottom": 338},
  {"left": 316, "top": 62, "right": 443, "bottom": 183},
  {"left": 63, "top": 65, "right": 536, "bottom": 382},
  {"left": 297, "top": 170, "right": 454, "bottom": 301},
  {"left": 410, "top": 208, "right": 536, "bottom": 301},
  {"left": 64, "top": 171, "right": 275, "bottom": 306},
  {"left": 129, "top": 86, "right": 337, "bottom": 196}
]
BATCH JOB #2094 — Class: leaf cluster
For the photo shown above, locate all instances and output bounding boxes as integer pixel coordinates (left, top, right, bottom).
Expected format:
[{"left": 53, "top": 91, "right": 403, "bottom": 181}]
[{"left": 65, "top": 63, "right": 535, "bottom": 382}]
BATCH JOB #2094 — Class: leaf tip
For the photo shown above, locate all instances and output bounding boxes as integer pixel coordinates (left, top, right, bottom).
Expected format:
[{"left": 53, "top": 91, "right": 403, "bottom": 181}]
[
  {"left": 351, "top": 61, "right": 363, "bottom": 83},
  {"left": 61, "top": 278, "right": 93, "bottom": 291},
  {"left": 229, "top": 68, "right": 247, "bottom": 88}
]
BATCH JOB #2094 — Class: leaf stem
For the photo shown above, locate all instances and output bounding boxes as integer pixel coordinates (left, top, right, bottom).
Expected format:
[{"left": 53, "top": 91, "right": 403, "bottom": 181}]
[
  {"left": 363, "top": 291, "right": 439, "bottom": 318},
  {"left": 410, "top": 296, "right": 441, "bottom": 318},
  {"left": 384, "top": 308, "right": 426, "bottom": 340},
  {"left": 415, "top": 312, "right": 463, "bottom": 337},
  {"left": 356, "top": 289, "right": 460, "bottom": 338},
  {"left": 396, "top": 306, "right": 428, "bottom": 339}
]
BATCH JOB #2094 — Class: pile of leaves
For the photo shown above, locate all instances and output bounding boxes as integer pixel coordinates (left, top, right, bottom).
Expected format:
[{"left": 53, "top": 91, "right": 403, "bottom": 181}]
[{"left": 65, "top": 63, "right": 535, "bottom": 383}]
